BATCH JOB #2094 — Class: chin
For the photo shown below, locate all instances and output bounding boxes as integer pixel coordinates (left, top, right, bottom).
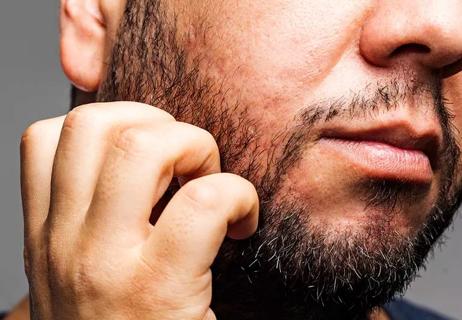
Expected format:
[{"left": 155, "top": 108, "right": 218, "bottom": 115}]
[
  {"left": 211, "top": 150, "right": 459, "bottom": 320},
  {"left": 311, "top": 198, "right": 433, "bottom": 237},
  {"left": 276, "top": 147, "right": 441, "bottom": 238}
]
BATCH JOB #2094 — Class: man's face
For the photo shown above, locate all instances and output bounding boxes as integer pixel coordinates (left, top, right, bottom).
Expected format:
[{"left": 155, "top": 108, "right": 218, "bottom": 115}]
[
  {"left": 170, "top": 0, "right": 451, "bottom": 233},
  {"left": 96, "top": 0, "right": 462, "bottom": 318}
]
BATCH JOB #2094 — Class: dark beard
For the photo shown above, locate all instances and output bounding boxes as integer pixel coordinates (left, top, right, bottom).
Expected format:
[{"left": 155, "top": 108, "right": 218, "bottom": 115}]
[{"left": 97, "top": 0, "right": 462, "bottom": 319}]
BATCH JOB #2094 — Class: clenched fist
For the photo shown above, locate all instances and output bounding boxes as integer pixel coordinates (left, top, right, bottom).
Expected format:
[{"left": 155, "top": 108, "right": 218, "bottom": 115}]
[{"left": 20, "top": 102, "right": 259, "bottom": 320}]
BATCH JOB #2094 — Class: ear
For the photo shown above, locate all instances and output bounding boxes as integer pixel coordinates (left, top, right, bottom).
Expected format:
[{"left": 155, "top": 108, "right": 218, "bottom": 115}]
[{"left": 60, "top": 0, "right": 106, "bottom": 92}]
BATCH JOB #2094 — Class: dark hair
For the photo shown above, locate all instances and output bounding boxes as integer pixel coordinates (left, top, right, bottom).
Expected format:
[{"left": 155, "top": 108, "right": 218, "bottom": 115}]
[{"left": 70, "top": 85, "right": 97, "bottom": 110}]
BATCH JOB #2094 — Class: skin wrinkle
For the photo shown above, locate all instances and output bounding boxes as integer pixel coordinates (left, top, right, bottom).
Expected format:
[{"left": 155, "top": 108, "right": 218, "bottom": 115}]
[{"left": 93, "top": 1, "right": 462, "bottom": 319}]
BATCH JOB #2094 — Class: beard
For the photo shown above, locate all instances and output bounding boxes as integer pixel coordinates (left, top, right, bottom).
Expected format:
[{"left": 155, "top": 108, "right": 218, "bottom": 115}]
[{"left": 97, "top": 0, "right": 462, "bottom": 319}]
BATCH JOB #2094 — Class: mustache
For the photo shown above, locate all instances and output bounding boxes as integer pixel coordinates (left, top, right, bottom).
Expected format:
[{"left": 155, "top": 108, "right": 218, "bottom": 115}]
[
  {"left": 297, "top": 77, "right": 440, "bottom": 127},
  {"left": 267, "top": 77, "right": 461, "bottom": 201}
]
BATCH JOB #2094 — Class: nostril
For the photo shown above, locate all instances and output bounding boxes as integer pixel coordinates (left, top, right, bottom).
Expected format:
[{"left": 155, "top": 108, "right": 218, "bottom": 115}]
[{"left": 390, "top": 43, "right": 431, "bottom": 58}]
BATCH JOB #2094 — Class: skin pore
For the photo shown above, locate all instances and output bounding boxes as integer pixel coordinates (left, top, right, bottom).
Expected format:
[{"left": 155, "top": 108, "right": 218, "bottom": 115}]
[
  {"left": 13, "top": 0, "right": 462, "bottom": 319},
  {"left": 94, "top": 0, "right": 462, "bottom": 319}
]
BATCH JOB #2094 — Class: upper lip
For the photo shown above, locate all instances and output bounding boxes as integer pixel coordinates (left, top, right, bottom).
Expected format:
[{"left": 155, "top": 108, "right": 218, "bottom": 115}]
[{"left": 319, "top": 122, "right": 442, "bottom": 170}]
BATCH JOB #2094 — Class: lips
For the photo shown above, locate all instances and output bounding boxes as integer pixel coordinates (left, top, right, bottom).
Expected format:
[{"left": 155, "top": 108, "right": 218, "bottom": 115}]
[{"left": 318, "top": 122, "right": 441, "bottom": 184}]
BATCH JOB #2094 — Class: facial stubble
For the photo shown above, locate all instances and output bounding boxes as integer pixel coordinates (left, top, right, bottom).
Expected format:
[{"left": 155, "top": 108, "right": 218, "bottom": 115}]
[{"left": 97, "top": 1, "right": 462, "bottom": 319}]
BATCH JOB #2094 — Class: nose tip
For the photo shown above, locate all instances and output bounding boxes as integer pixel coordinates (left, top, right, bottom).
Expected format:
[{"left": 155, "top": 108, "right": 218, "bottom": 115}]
[{"left": 359, "top": 1, "right": 462, "bottom": 73}]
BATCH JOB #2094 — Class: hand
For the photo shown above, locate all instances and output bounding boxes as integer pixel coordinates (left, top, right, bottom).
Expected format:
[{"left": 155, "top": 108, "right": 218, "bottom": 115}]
[{"left": 20, "top": 102, "right": 259, "bottom": 320}]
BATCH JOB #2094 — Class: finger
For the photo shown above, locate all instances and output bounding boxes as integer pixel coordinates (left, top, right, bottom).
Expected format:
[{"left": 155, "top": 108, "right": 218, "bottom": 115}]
[
  {"left": 20, "top": 116, "right": 65, "bottom": 243},
  {"left": 48, "top": 102, "right": 174, "bottom": 230},
  {"left": 84, "top": 121, "right": 221, "bottom": 243},
  {"left": 143, "top": 173, "right": 259, "bottom": 278}
]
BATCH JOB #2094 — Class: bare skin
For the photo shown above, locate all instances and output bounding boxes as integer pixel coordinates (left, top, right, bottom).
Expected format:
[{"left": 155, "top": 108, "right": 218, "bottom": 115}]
[{"left": 16, "top": 0, "right": 462, "bottom": 319}]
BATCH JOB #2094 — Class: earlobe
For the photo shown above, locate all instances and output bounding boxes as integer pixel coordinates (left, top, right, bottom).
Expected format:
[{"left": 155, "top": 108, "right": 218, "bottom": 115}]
[{"left": 60, "top": 0, "right": 107, "bottom": 92}]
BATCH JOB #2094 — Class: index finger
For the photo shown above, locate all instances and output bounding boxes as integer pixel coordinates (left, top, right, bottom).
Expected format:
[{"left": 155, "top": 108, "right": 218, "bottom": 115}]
[
  {"left": 20, "top": 116, "right": 65, "bottom": 243},
  {"left": 143, "top": 173, "right": 259, "bottom": 278}
]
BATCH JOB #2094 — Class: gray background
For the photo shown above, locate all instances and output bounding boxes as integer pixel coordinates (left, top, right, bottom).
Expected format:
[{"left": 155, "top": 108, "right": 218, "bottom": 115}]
[{"left": 0, "top": 1, "right": 461, "bottom": 318}]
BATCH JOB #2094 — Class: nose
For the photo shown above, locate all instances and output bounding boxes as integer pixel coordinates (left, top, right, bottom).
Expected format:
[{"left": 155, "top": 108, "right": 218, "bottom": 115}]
[{"left": 360, "top": 0, "right": 462, "bottom": 74}]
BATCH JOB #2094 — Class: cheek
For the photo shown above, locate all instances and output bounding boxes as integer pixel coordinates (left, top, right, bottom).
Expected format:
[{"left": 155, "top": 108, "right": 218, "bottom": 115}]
[
  {"left": 180, "top": 0, "right": 371, "bottom": 126},
  {"left": 188, "top": 2, "right": 369, "bottom": 89},
  {"left": 442, "top": 74, "right": 462, "bottom": 193},
  {"left": 443, "top": 74, "right": 462, "bottom": 142}
]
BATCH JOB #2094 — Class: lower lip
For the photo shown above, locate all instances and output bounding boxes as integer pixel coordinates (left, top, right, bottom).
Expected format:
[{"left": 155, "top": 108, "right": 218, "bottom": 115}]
[{"left": 319, "top": 138, "right": 433, "bottom": 184}]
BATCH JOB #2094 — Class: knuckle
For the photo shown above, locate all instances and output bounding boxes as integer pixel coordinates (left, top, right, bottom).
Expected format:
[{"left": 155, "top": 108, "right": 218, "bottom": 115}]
[
  {"left": 174, "top": 122, "right": 220, "bottom": 168},
  {"left": 46, "top": 236, "right": 109, "bottom": 294},
  {"left": 63, "top": 104, "right": 106, "bottom": 132},
  {"left": 115, "top": 127, "right": 152, "bottom": 157},
  {"left": 196, "top": 127, "right": 220, "bottom": 155},
  {"left": 223, "top": 172, "right": 254, "bottom": 189},
  {"left": 21, "top": 119, "right": 50, "bottom": 149},
  {"left": 180, "top": 179, "right": 221, "bottom": 211},
  {"left": 178, "top": 122, "right": 218, "bottom": 150},
  {"left": 232, "top": 173, "right": 256, "bottom": 193},
  {"left": 118, "top": 101, "right": 176, "bottom": 122},
  {"left": 70, "top": 256, "right": 109, "bottom": 296},
  {"left": 149, "top": 105, "right": 176, "bottom": 122}
]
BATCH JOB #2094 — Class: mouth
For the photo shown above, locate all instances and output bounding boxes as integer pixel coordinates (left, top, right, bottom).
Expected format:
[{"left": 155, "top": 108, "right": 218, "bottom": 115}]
[{"left": 318, "top": 122, "right": 441, "bottom": 184}]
